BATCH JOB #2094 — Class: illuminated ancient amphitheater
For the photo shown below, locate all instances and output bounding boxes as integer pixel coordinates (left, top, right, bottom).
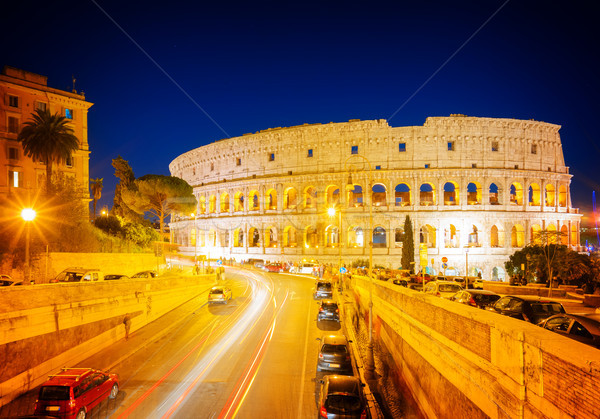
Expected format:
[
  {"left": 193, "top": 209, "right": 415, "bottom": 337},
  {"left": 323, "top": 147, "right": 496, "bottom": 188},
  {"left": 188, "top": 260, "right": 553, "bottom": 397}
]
[{"left": 169, "top": 115, "right": 581, "bottom": 280}]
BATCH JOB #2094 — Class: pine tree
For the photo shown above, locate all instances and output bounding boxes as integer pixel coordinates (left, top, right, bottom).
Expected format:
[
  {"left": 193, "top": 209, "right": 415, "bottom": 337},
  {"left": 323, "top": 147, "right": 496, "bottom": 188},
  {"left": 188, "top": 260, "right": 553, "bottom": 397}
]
[{"left": 401, "top": 215, "right": 415, "bottom": 272}]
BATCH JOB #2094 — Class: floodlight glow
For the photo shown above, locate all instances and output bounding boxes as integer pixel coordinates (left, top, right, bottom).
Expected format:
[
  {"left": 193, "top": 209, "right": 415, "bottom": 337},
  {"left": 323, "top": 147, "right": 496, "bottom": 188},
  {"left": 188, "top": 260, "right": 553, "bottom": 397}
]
[{"left": 21, "top": 208, "right": 36, "bottom": 221}]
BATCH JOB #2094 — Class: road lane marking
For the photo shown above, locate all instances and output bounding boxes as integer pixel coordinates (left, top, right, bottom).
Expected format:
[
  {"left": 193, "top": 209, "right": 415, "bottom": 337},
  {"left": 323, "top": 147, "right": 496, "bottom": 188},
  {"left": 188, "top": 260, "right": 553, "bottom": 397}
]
[{"left": 297, "top": 293, "right": 313, "bottom": 419}]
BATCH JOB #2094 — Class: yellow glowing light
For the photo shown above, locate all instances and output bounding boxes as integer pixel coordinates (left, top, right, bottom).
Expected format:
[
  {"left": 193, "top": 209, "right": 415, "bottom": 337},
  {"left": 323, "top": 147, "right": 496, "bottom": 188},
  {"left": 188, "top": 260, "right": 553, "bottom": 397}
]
[
  {"left": 21, "top": 208, "right": 36, "bottom": 222},
  {"left": 327, "top": 207, "right": 336, "bottom": 217}
]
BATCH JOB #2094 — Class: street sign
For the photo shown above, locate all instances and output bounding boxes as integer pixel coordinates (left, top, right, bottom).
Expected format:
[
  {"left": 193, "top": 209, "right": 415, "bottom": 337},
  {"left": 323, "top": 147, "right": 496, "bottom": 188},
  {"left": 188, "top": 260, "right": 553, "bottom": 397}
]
[
  {"left": 442, "top": 257, "right": 448, "bottom": 263},
  {"left": 442, "top": 263, "right": 448, "bottom": 269},
  {"left": 340, "top": 267, "right": 347, "bottom": 274}
]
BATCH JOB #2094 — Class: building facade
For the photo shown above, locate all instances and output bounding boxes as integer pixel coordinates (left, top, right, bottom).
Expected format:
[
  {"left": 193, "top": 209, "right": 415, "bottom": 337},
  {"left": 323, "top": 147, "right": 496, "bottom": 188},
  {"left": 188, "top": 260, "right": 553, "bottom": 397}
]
[
  {"left": 0, "top": 66, "right": 93, "bottom": 205},
  {"left": 169, "top": 116, "right": 581, "bottom": 280}
]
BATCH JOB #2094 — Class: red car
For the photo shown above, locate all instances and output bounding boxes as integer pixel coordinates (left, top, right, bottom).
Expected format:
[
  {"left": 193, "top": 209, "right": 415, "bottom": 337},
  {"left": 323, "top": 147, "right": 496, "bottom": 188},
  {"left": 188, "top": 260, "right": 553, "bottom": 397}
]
[
  {"left": 264, "top": 263, "right": 283, "bottom": 273},
  {"left": 34, "top": 368, "right": 119, "bottom": 419}
]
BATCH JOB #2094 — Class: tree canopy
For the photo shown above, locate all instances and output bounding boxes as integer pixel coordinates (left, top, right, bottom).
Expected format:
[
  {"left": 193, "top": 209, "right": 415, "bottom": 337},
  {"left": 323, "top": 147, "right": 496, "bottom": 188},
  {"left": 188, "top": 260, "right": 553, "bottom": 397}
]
[
  {"left": 111, "top": 156, "right": 141, "bottom": 222},
  {"left": 401, "top": 215, "right": 415, "bottom": 271},
  {"left": 121, "top": 174, "right": 196, "bottom": 233},
  {"left": 17, "top": 109, "right": 80, "bottom": 195}
]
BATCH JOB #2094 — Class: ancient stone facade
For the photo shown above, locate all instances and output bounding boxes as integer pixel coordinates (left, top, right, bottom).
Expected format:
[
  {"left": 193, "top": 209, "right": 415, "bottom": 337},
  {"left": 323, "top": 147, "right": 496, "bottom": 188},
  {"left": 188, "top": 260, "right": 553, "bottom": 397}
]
[{"left": 169, "top": 116, "right": 581, "bottom": 280}]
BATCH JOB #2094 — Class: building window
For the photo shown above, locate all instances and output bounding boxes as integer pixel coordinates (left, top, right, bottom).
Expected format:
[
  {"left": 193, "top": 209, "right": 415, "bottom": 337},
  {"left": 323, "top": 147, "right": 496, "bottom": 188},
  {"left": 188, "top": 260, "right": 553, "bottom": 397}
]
[
  {"left": 307, "top": 149, "right": 313, "bottom": 157},
  {"left": 236, "top": 158, "right": 241, "bottom": 166},
  {"left": 514, "top": 164, "right": 519, "bottom": 169},
  {"left": 491, "top": 141, "right": 499, "bottom": 151},
  {"left": 8, "top": 95, "right": 19, "bottom": 108},
  {"left": 8, "top": 170, "right": 22, "bottom": 188},
  {"left": 472, "top": 163, "right": 477, "bottom": 168},
  {"left": 531, "top": 144, "right": 537, "bottom": 154},
  {"left": 375, "top": 165, "right": 381, "bottom": 170},
  {"left": 399, "top": 143, "right": 406, "bottom": 152},
  {"left": 65, "top": 108, "right": 73, "bottom": 119},
  {"left": 65, "top": 155, "right": 73, "bottom": 168},
  {"left": 269, "top": 153, "right": 275, "bottom": 161},
  {"left": 424, "top": 164, "right": 430, "bottom": 168},
  {"left": 351, "top": 145, "right": 358, "bottom": 155},
  {"left": 8, "top": 117, "right": 19, "bottom": 133},
  {"left": 8, "top": 147, "right": 18, "bottom": 160},
  {"left": 210, "top": 163, "right": 214, "bottom": 171},
  {"left": 36, "top": 102, "right": 47, "bottom": 112},
  {"left": 447, "top": 141, "right": 455, "bottom": 151}
]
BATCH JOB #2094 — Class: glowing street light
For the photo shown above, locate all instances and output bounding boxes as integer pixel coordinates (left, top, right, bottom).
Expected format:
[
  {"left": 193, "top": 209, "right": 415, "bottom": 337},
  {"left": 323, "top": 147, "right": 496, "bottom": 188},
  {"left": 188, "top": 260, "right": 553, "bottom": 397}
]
[{"left": 21, "top": 208, "right": 36, "bottom": 284}]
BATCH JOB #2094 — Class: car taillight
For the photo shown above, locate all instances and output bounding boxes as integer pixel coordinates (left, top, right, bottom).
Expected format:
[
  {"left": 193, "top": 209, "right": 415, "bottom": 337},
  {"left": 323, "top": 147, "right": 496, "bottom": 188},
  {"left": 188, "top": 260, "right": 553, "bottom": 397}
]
[
  {"left": 361, "top": 409, "right": 367, "bottom": 419},
  {"left": 436, "top": 292, "right": 441, "bottom": 297},
  {"left": 319, "top": 352, "right": 323, "bottom": 359},
  {"left": 336, "top": 308, "right": 339, "bottom": 313},
  {"left": 469, "top": 297, "right": 477, "bottom": 307},
  {"left": 320, "top": 406, "right": 328, "bottom": 417},
  {"left": 345, "top": 354, "right": 350, "bottom": 361},
  {"left": 319, "top": 307, "right": 323, "bottom": 311}
]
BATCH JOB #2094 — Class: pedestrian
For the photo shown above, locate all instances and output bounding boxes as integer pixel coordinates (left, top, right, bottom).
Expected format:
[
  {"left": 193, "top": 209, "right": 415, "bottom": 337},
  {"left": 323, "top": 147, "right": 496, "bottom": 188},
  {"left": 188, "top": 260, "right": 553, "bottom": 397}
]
[{"left": 123, "top": 314, "right": 132, "bottom": 341}]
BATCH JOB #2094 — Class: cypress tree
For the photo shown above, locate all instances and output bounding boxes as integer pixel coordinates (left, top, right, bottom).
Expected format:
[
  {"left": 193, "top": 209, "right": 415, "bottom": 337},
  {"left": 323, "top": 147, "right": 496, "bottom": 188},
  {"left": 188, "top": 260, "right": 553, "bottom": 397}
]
[{"left": 401, "top": 215, "right": 415, "bottom": 272}]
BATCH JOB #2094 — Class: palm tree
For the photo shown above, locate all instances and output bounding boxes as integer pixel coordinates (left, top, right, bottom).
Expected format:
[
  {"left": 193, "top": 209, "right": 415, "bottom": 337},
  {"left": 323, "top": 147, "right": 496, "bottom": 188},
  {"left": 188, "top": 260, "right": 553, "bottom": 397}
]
[
  {"left": 90, "top": 178, "right": 103, "bottom": 221},
  {"left": 17, "top": 109, "right": 80, "bottom": 195}
]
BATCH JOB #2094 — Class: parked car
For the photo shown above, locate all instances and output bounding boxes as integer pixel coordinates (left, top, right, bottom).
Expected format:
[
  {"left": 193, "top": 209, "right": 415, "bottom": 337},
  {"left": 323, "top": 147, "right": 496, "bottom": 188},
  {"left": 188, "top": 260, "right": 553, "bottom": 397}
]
[
  {"left": 52, "top": 268, "right": 103, "bottom": 283},
  {"left": 393, "top": 279, "right": 408, "bottom": 287},
  {"left": 538, "top": 313, "right": 600, "bottom": 348},
  {"left": 472, "top": 278, "right": 484, "bottom": 289},
  {"left": 208, "top": 286, "right": 232, "bottom": 304},
  {"left": 299, "top": 262, "right": 318, "bottom": 274},
  {"left": 317, "top": 335, "right": 352, "bottom": 373},
  {"left": 450, "top": 289, "right": 501, "bottom": 309},
  {"left": 263, "top": 263, "right": 283, "bottom": 273},
  {"left": 424, "top": 280, "right": 463, "bottom": 299},
  {"left": 104, "top": 274, "right": 130, "bottom": 281},
  {"left": 130, "top": 270, "right": 157, "bottom": 279},
  {"left": 318, "top": 375, "right": 367, "bottom": 419},
  {"left": 318, "top": 300, "right": 340, "bottom": 322},
  {"left": 1, "top": 275, "right": 23, "bottom": 286},
  {"left": 487, "top": 295, "right": 566, "bottom": 324},
  {"left": 33, "top": 367, "right": 119, "bottom": 419},
  {"left": 451, "top": 276, "right": 466, "bottom": 287},
  {"left": 314, "top": 281, "right": 333, "bottom": 299}
]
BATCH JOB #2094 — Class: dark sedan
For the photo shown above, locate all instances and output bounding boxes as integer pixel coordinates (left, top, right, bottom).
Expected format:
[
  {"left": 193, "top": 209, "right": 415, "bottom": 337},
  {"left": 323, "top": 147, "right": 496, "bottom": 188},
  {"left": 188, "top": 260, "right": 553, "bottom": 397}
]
[
  {"left": 318, "top": 300, "right": 340, "bottom": 322},
  {"left": 450, "top": 289, "right": 501, "bottom": 309},
  {"left": 538, "top": 313, "right": 600, "bottom": 348},
  {"left": 318, "top": 375, "right": 366, "bottom": 419},
  {"left": 487, "top": 295, "right": 565, "bottom": 324}
]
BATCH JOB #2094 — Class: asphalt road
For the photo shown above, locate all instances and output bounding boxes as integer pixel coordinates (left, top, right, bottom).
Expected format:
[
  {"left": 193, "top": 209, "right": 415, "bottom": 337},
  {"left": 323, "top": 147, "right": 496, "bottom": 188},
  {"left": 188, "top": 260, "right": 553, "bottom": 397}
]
[{"left": 1, "top": 268, "right": 352, "bottom": 418}]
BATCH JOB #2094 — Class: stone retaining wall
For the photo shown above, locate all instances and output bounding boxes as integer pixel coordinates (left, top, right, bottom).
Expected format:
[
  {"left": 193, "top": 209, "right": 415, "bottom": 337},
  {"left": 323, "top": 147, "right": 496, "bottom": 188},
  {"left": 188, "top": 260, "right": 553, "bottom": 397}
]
[
  {"left": 0, "top": 274, "right": 214, "bottom": 407},
  {"left": 350, "top": 275, "right": 600, "bottom": 418}
]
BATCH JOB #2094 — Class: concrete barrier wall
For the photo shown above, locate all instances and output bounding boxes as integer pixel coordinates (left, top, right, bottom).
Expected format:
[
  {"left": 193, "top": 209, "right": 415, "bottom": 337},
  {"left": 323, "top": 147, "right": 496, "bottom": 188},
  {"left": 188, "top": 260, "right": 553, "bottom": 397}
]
[
  {"left": 350, "top": 276, "right": 600, "bottom": 418},
  {"left": 0, "top": 274, "right": 214, "bottom": 407}
]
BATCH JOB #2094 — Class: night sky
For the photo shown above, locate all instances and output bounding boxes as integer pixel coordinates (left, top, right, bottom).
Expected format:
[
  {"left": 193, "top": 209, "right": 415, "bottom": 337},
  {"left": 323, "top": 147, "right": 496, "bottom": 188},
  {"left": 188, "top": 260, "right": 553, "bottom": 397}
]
[{"left": 2, "top": 1, "right": 599, "bottom": 224}]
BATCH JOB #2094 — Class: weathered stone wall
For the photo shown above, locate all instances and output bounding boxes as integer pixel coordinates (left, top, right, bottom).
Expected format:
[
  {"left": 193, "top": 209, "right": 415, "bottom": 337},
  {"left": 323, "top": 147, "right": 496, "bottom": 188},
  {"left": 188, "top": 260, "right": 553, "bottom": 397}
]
[
  {"left": 0, "top": 274, "right": 214, "bottom": 406},
  {"left": 350, "top": 275, "right": 600, "bottom": 418}
]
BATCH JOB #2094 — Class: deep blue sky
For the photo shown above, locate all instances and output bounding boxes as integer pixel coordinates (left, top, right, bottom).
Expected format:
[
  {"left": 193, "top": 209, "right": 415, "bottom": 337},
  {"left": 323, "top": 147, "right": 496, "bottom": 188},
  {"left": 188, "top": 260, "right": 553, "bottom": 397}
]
[{"left": 2, "top": 1, "right": 599, "bottom": 224}]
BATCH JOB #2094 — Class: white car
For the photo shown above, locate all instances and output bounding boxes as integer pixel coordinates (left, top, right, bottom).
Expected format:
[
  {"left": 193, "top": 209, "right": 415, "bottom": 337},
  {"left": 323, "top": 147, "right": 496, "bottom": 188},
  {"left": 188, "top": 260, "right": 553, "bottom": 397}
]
[
  {"left": 208, "top": 286, "right": 232, "bottom": 304},
  {"left": 424, "top": 280, "right": 463, "bottom": 299}
]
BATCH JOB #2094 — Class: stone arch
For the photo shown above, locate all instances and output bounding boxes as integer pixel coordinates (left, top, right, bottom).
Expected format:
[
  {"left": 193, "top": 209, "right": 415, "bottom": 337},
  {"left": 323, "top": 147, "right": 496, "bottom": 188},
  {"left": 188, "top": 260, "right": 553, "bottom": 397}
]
[
  {"left": 208, "top": 229, "right": 216, "bottom": 247},
  {"left": 558, "top": 184, "right": 567, "bottom": 207},
  {"left": 443, "top": 181, "right": 459, "bottom": 206},
  {"left": 248, "top": 227, "right": 260, "bottom": 247},
  {"left": 444, "top": 224, "right": 460, "bottom": 248},
  {"left": 492, "top": 266, "right": 507, "bottom": 281},
  {"left": 209, "top": 195, "right": 217, "bottom": 213},
  {"left": 510, "top": 182, "right": 523, "bottom": 205},
  {"left": 284, "top": 187, "right": 297, "bottom": 209},
  {"left": 395, "top": 183, "right": 411, "bottom": 206},
  {"left": 347, "top": 226, "right": 364, "bottom": 247},
  {"left": 530, "top": 224, "right": 542, "bottom": 245},
  {"left": 528, "top": 183, "right": 541, "bottom": 206},
  {"left": 545, "top": 183, "right": 556, "bottom": 207},
  {"left": 325, "top": 224, "right": 339, "bottom": 247},
  {"left": 372, "top": 184, "right": 387, "bottom": 207},
  {"left": 249, "top": 190, "right": 260, "bottom": 211},
  {"left": 560, "top": 224, "right": 569, "bottom": 245},
  {"left": 373, "top": 226, "right": 386, "bottom": 248},
  {"left": 220, "top": 192, "right": 230, "bottom": 212},
  {"left": 283, "top": 225, "right": 297, "bottom": 247},
  {"left": 304, "top": 186, "right": 317, "bottom": 209},
  {"left": 265, "top": 226, "right": 277, "bottom": 247},
  {"left": 547, "top": 224, "right": 558, "bottom": 244},
  {"left": 265, "top": 188, "right": 277, "bottom": 210},
  {"left": 199, "top": 196, "right": 206, "bottom": 214},
  {"left": 233, "top": 228, "right": 243, "bottom": 247},
  {"left": 511, "top": 224, "right": 525, "bottom": 247},
  {"left": 489, "top": 183, "right": 500, "bottom": 205},
  {"left": 347, "top": 184, "right": 364, "bottom": 207},
  {"left": 234, "top": 192, "right": 244, "bottom": 212},
  {"left": 570, "top": 223, "right": 577, "bottom": 244},
  {"left": 326, "top": 185, "right": 340, "bottom": 206},
  {"left": 490, "top": 224, "right": 505, "bottom": 248},
  {"left": 467, "top": 224, "right": 481, "bottom": 247},
  {"left": 419, "top": 183, "right": 435, "bottom": 206},
  {"left": 304, "top": 225, "right": 318, "bottom": 247},
  {"left": 467, "top": 182, "right": 482, "bottom": 205},
  {"left": 420, "top": 224, "right": 436, "bottom": 248}
]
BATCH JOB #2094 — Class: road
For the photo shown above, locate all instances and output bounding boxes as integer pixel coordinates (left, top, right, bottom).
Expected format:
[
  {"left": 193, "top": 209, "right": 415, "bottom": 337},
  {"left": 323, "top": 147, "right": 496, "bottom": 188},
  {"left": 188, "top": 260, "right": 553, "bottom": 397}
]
[{"left": 1, "top": 268, "right": 351, "bottom": 418}]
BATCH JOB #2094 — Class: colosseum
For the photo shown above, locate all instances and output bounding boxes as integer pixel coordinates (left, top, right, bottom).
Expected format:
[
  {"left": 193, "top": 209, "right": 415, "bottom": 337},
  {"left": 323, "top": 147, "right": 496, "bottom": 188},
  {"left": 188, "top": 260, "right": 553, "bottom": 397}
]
[{"left": 169, "top": 115, "right": 581, "bottom": 281}]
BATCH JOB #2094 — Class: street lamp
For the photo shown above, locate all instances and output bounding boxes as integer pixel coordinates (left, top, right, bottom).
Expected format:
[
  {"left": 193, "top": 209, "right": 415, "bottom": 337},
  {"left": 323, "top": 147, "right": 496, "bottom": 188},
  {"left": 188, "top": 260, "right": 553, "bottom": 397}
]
[
  {"left": 345, "top": 154, "right": 375, "bottom": 381},
  {"left": 21, "top": 208, "right": 36, "bottom": 284}
]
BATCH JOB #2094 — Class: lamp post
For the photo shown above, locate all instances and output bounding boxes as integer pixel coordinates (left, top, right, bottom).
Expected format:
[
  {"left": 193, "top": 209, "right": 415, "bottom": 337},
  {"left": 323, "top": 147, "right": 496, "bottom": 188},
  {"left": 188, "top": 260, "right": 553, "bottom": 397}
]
[
  {"left": 345, "top": 154, "right": 375, "bottom": 381},
  {"left": 21, "top": 208, "right": 36, "bottom": 285}
]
